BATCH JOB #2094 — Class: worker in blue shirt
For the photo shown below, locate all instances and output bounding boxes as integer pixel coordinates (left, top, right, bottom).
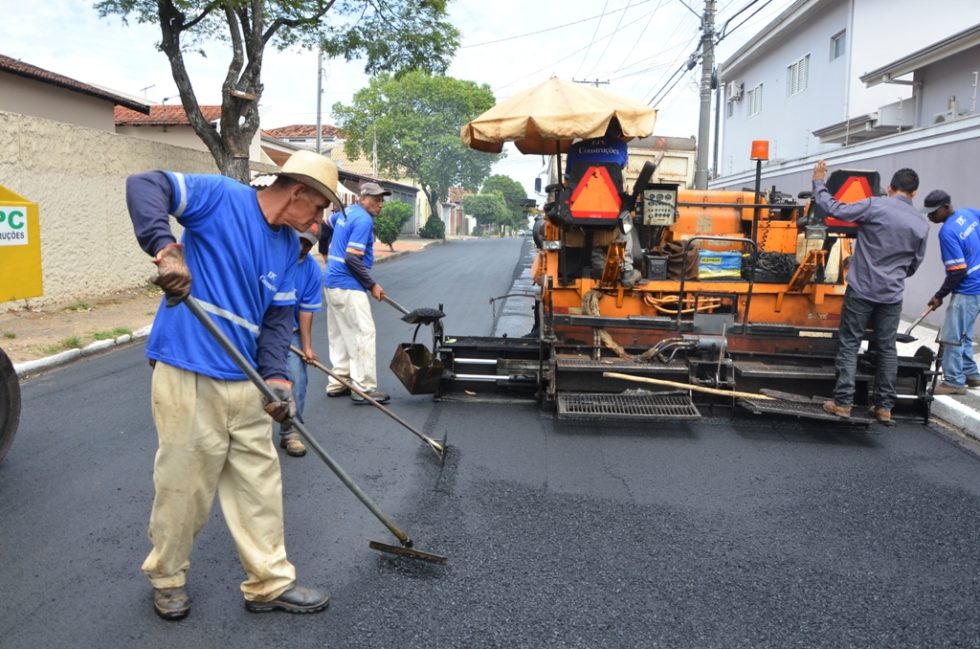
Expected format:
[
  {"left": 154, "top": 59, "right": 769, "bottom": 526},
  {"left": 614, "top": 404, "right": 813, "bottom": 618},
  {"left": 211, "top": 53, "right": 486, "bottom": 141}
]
[
  {"left": 279, "top": 227, "right": 324, "bottom": 457},
  {"left": 320, "top": 182, "right": 391, "bottom": 404},
  {"left": 812, "top": 160, "right": 929, "bottom": 424},
  {"left": 922, "top": 189, "right": 980, "bottom": 395},
  {"left": 126, "top": 150, "right": 336, "bottom": 620}
]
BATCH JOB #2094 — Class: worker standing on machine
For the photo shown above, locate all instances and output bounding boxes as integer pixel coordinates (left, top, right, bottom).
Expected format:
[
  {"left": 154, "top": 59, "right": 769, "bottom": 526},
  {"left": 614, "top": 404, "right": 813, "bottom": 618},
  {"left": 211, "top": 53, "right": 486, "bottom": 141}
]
[
  {"left": 921, "top": 189, "right": 980, "bottom": 395},
  {"left": 565, "top": 120, "right": 643, "bottom": 287},
  {"left": 811, "top": 160, "right": 929, "bottom": 424}
]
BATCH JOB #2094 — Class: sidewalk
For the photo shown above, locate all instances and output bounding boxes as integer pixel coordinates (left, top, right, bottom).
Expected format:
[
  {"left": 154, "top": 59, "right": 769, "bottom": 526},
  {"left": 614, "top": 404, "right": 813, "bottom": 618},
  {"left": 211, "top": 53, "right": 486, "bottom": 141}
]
[{"left": 0, "top": 236, "right": 444, "bottom": 375}]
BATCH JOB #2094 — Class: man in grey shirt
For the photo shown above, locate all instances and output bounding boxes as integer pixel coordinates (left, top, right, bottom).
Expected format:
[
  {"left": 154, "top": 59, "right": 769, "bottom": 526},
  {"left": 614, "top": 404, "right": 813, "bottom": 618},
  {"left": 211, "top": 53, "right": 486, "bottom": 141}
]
[{"left": 812, "top": 160, "right": 929, "bottom": 424}]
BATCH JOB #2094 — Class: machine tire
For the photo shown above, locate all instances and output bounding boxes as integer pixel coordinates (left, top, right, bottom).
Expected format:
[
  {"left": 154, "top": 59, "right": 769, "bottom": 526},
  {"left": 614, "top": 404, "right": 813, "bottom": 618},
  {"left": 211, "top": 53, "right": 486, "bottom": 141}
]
[{"left": 0, "top": 347, "right": 20, "bottom": 464}]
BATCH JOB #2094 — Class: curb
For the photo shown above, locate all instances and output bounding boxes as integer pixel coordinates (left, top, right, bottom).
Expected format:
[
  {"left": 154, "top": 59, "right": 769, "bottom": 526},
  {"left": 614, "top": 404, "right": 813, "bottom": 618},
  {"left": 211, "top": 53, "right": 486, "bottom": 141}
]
[
  {"left": 931, "top": 395, "right": 980, "bottom": 443},
  {"left": 14, "top": 325, "right": 152, "bottom": 378}
]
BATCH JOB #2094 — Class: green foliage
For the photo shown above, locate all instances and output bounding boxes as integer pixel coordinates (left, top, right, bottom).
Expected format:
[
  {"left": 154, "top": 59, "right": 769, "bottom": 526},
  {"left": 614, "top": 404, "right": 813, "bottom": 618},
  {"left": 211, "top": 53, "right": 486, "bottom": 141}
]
[
  {"left": 332, "top": 71, "right": 499, "bottom": 219},
  {"left": 63, "top": 302, "right": 93, "bottom": 313},
  {"left": 374, "top": 200, "right": 414, "bottom": 250},
  {"left": 462, "top": 193, "right": 509, "bottom": 231},
  {"left": 94, "top": 1, "right": 459, "bottom": 180},
  {"left": 419, "top": 215, "right": 446, "bottom": 240},
  {"left": 481, "top": 175, "right": 528, "bottom": 228},
  {"left": 91, "top": 327, "right": 133, "bottom": 341},
  {"left": 2, "top": 332, "right": 15, "bottom": 340}
]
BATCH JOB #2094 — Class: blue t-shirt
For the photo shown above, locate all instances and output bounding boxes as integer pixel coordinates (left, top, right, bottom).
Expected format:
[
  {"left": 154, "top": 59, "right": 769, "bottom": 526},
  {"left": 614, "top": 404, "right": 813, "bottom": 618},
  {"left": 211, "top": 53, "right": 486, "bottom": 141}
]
[
  {"left": 146, "top": 173, "right": 299, "bottom": 380},
  {"left": 939, "top": 207, "right": 980, "bottom": 296},
  {"left": 567, "top": 135, "right": 628, "bottom": 169},
  {"left": 294, "top": 252, "right": 323, "bottom": 329},
  {"left": 324, "top": 204, "right": 375, "bottom": 291}
]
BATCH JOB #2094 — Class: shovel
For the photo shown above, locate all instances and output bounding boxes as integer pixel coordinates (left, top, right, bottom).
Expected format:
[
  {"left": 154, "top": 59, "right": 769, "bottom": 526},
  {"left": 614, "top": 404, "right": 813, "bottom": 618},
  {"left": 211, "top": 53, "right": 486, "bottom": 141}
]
[
  {"left": 290, "top": 345, "right": 447, "bottom": 464},
  {"left": 896, "top": 306, "right": 934, "bottom": 344},
  {"left": 183, "top": 296, "right": 447, "bottom": 564},
  {"left": 381, "top": 295, "right": 445, "bottom": 326}
]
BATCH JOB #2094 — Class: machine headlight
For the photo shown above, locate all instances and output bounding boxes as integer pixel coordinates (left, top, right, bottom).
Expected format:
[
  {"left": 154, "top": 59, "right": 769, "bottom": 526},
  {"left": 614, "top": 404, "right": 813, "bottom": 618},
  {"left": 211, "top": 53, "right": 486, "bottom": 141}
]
[{"left": 543, "top": 240, "right": 562, "bottom": 251}]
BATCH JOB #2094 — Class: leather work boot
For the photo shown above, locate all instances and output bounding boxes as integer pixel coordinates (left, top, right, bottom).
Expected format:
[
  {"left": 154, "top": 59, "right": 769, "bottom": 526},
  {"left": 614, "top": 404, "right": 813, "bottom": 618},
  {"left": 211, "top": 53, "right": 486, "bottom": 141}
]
[
  {"left": 245, "top": 585, "right": 330, "bottom": 614},
  {"left": 153, "top": 586, "right": 190, "bottom": 620},
  {"left": 351, "top": 390, "right": 390, "bottom": 405},
  {"left": 621, "top": 269, "right": 644, "bottom": 287},
  {"left": 869, "top": 406, "right": 894, "bottom": 426},
  {"left": 934, "top": 382, "right": 968, "bottom": 396},
  {"left": 279, "top": 433, "right": 306, "bottom": 457},
  {"left": 822, "top": 400, "right": 851, "bottom": 418},
  {"left": 966, "top": 377, "right": 980, "bottom": 388}
]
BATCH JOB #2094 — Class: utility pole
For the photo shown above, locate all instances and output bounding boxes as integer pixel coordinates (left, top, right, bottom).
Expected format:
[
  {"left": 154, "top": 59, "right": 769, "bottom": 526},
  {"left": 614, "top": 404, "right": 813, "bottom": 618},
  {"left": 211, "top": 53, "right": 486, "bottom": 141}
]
[
  {"left": 315, "top": 50, "right": 323, "bottom": 154},
  {"left": 694, "top": 0, "right": 716, "bottom": 189}
]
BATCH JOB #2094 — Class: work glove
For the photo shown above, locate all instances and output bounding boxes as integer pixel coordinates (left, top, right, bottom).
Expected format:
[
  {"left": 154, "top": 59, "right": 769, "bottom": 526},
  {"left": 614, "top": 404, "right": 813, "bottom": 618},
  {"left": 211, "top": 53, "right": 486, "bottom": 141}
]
[
  {"left": 263, "top": 379, "right": 296, "bottom": 424},
  {"left": 152, "top": 243, "right": 192, "bottom": 307}
]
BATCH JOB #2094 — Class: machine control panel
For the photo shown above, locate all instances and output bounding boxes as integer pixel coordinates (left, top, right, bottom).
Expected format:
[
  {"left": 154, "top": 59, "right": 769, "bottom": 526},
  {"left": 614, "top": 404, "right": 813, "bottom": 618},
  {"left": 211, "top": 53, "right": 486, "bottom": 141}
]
[{"left": 639, "top": 183, "right": 679, "bottom": 226}]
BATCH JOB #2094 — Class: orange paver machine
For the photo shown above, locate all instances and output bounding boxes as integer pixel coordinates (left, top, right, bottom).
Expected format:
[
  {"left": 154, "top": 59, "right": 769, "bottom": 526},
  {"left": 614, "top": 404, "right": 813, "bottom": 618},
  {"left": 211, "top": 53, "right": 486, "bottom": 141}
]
[{"left": 398, "top": 144, "right": 935, "bottom": 426}]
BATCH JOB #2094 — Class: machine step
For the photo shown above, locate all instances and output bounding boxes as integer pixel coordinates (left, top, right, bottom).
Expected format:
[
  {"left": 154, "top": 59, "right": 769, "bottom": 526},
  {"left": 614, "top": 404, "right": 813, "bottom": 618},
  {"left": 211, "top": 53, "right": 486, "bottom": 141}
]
[{"left": 556, "top": 390, "right": 701, "bottom": 421}]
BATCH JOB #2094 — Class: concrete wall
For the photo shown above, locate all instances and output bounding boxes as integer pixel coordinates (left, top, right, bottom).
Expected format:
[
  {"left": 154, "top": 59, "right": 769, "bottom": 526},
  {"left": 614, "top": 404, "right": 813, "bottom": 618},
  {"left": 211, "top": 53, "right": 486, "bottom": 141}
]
[
  {"left": 0, "top": 109, "right": 221, "bottom": 309},
  {"left": 916, "top": 48, "right": 980, "bottom": 126},
  {"left": 0, "top": 72, "right": 115, "bottom": 132}
]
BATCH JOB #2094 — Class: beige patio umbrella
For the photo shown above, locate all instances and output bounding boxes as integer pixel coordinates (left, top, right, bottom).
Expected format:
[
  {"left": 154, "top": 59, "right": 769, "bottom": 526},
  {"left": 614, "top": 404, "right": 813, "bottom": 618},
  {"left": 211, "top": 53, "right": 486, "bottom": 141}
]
[{"left": 460, "top": 76, "right": 657, "bottom": 155}]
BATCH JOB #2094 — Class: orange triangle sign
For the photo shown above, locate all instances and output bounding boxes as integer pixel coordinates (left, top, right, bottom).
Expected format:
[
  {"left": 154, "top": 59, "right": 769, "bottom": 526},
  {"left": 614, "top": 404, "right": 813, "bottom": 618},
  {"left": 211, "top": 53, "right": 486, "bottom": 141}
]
[{"left": 569, "top": 166, "right": 622, "bottom": 219}]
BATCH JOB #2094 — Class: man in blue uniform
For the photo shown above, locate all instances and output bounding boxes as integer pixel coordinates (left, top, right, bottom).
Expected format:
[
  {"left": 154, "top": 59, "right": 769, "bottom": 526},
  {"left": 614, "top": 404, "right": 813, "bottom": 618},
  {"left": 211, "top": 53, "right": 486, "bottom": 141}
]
[
  {"left": 812, "top": 160, "right": 929, "bottom": 424},
  {"left": 321, "top": 181, "right": 391, "bottom": 404},
  {"left": 279, "top": 227, "right": 324, "bottom": 457},
  {"left": 922, "top": 190, "right": 980, "bottom": 395},
  {"left": 126, "top": 150, "right": 337, "bottom": 620}
]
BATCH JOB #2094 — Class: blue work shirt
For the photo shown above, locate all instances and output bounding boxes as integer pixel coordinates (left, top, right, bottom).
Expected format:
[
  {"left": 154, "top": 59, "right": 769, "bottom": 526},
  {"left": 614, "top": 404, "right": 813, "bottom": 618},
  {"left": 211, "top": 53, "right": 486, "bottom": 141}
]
[
  {"left": 324, "top": 204, "right": 375, "bottom": 292},
  {"left": 813, "top": 180, "right": 929, "bottom": 304},
  {"left": 938, "top": 207, "right": 980, "bottom": 296}
]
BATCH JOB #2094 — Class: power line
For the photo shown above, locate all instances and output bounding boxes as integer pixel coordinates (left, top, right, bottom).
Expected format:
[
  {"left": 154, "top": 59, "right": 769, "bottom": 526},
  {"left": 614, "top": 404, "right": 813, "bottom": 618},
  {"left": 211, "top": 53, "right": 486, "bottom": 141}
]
[
  {"left": 578, "top": 0, "right": 615, "bottom": 78},
  {"left": 461, "top": 0, "right": 653, "bottom": 48}
]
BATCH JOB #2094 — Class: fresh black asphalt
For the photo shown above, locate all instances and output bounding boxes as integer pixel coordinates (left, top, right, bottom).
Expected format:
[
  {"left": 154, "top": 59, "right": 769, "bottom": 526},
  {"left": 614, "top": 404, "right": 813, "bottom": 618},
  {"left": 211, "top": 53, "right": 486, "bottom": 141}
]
[{"left": 2, "top": 238, "right": 979, "bottom": 648}]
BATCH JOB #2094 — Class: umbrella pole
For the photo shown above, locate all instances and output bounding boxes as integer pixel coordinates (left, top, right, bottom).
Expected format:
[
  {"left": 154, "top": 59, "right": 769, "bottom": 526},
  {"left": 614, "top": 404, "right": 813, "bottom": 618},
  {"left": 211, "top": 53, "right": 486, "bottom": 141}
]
[{"left": 556, "top": 140, "right": 562, "bottom": 183}]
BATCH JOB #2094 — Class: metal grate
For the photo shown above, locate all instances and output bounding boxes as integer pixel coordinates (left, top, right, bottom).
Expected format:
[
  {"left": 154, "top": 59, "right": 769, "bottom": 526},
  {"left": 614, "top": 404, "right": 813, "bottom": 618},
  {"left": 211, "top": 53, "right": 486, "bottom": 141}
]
[
  {"left": 737, "top": 398, "right": 872, "bottom": 424},
  {"left": 557, "top": 391, "right": 701, "bottom": 421}
]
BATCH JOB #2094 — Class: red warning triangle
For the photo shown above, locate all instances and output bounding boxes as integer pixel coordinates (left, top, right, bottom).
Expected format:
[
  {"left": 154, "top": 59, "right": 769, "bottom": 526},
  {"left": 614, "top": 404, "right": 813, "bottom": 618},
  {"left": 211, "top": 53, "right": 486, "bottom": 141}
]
[
  {"left": 834, "top": 176, "right": 873, "bottom": 203},
  {"left": 569, "top": 166, "right": 622, "bottom": 219}
]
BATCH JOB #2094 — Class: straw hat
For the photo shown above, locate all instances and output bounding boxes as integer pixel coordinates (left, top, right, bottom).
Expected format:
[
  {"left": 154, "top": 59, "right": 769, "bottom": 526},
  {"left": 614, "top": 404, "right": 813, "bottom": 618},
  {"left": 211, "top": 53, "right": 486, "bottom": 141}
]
[{"left": 275, "top": 150, "right": 340, "bottom": 206}]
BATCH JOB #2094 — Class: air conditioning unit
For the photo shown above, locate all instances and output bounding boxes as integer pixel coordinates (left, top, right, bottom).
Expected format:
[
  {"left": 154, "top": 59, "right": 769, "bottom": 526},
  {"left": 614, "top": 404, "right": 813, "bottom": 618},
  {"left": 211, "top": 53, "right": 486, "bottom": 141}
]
[{"left": 726, "top": 81, "right": 743, "bottom": 102}]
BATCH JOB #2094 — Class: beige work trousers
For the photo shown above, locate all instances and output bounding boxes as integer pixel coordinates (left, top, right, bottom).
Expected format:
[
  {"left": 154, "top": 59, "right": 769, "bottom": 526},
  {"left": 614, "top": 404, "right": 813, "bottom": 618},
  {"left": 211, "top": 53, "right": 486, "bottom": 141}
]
[
  {"left": 141, "top": 362, "right": 296, "bottom": 601},
  {"left": 325, "top": 287, "right": 378, "bottom": 392}
]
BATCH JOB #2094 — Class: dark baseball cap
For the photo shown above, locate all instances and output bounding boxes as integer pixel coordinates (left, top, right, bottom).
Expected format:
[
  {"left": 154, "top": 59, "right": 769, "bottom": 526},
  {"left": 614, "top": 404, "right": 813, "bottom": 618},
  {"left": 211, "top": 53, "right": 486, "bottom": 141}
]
[{"left": 921, "top": 189, "right": 951, "bottom": 214}]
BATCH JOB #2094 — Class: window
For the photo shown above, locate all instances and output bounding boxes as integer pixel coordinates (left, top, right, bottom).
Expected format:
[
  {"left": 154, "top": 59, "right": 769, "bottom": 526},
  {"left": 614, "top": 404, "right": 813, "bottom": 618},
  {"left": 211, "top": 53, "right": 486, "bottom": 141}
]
[
  {"left": 747, "top": 83, "right": 763, "bottom": 116},
  {"left": 726, "top": 100, "right": 734, "bottom": 118},
  {"left": 787, "top": 54, "right": 810, "bottom": 96},
  {"left": 831, "top": 30, "right": 846, "bottom": 60}
]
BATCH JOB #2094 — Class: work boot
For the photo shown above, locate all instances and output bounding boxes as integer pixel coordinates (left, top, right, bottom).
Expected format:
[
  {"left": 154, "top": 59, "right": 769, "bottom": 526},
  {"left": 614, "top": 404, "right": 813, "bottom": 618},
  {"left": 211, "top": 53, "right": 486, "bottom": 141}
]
[
  {"left": 326, "top": 385, "right": 351, "bottom": 397},
  {"left": 351, "top": 390, "right": 390, "bottom": 405},
  {"left": 245, "top": 585, "right": 330, "bottom": 614},
  {"left": 621, "top": 269, "right": 644, "bottom": 287},
  {"left": 822, "top": 400, "right": 851, "bottom": 418},
  {"left": 869, "top": 406, "right": 894, "bottom": 426},
  {"left": 279, "top": 433, "right": 306, "bottom": 457},
  {"left": 153, "top": 586, "right": 190, "bottom": 621},
  {"left": 934, "top": 382, "right": 968, "bottom": 396},
  {"left": 966, "top": 376, "right": 980, "bottom": 388}
]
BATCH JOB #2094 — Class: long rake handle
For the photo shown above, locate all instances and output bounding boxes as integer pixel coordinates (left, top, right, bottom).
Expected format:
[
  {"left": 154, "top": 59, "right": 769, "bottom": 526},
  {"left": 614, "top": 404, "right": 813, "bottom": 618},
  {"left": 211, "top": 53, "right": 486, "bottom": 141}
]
[
  {"left": 183, "top": 296, "right": 414, "bottom": 549},
  {"left": 381, "top": 295, "right": 411, "bottom": 316},
  {"left": 290, "top": 345, "right": 445, "bottom": 459}
]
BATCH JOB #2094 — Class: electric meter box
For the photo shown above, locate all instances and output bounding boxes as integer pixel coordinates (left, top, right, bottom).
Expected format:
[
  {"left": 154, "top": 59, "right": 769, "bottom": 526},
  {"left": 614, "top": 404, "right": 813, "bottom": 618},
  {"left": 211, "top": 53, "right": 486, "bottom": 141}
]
[
  {"left": 0, "top": 184, "right": 43, "bottom": 302},
  {"left": 638, "top": 183, "right": 679, "bottom": 226}
]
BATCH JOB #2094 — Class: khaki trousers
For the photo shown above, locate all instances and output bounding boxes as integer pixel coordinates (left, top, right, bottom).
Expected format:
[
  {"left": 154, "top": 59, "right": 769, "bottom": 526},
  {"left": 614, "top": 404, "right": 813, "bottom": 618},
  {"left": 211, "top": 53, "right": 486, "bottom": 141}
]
[
  {"left": 325, "top": 287, "right": 378, "bottom": 392},
  {"left": 142, "top": 362, "right": 296, "bottom": 601}
]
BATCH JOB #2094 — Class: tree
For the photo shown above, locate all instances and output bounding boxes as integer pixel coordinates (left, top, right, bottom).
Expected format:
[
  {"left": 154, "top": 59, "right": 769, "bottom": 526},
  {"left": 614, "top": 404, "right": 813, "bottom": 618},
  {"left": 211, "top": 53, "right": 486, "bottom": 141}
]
[
  {"left": 481, "top": 175, "right": 527, "bottom": 229},
  {"left": 462, "top": 193, "right": 508, "bottom": 233},
  {"left": 374, "top": 199, "right": 413, "bottom": 251},
  {"left": 332, "top": 71, "right": 499, "bottom": 221},
  {"left": 95, "top": 1, "right": 459, "bottom": 182}
]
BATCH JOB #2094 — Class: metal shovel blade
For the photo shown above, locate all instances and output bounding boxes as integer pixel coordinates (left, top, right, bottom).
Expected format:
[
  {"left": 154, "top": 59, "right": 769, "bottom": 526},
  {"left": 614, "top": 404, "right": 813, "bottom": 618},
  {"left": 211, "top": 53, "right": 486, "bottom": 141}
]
[{"left": 896, "top": 306, "right": 934, "bottom": 343}]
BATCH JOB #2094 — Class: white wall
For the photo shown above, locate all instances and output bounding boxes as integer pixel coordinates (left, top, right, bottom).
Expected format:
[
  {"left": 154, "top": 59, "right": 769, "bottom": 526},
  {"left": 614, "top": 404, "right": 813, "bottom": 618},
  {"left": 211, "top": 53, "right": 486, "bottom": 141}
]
[
  {"left": 916, "top": 47, "right": 980, "bottom": 125},
  {"left": 0, "top": 72, "right": 115, "bottom": 131}
]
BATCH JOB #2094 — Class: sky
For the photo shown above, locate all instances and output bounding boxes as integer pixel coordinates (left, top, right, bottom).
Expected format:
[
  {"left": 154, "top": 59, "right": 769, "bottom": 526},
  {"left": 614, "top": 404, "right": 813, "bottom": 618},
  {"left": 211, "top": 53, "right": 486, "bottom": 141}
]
[{"left": 1, "top": 0, "right": 796, "bottom": 196}]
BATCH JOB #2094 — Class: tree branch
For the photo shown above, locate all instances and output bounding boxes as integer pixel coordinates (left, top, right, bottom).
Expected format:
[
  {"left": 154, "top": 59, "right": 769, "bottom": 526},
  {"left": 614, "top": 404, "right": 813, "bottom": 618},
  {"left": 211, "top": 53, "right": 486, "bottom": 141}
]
[{"left": 262, "top": 0, "right": 337, "bottom": 46}]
